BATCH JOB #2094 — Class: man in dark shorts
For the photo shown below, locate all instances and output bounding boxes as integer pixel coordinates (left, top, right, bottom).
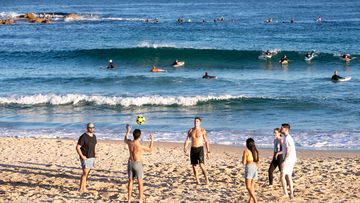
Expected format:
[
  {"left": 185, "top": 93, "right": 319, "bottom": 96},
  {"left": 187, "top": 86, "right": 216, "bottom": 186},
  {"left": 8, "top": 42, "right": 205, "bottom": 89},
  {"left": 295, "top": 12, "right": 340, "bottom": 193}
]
[
  {"left": 183, "top": 117, "right": 210, "bottom": 184},
  {"left": 76, "top": 123, "right": 97, "bottom": 192},
  {"left": 124, "top": 124, "right": 154, "bottom": 203}
]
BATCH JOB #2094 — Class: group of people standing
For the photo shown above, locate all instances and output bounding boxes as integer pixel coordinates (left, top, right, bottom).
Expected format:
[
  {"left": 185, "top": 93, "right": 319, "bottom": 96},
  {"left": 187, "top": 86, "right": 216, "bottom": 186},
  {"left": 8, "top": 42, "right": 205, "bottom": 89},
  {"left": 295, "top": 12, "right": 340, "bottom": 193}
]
[
  {"left": 75, "top": 120, "right": 296, "bottom": 203},
  {"left": 243, "top": 124, "right": 297, "bottom": 202}
]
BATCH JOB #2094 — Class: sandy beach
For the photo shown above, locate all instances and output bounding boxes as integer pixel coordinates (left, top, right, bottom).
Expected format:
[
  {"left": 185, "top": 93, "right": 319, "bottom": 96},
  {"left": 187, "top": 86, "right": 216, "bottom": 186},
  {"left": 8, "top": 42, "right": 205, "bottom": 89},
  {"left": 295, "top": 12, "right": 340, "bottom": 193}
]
[{"left": 0, "top": 137, "right": 359, "bottom": 202}]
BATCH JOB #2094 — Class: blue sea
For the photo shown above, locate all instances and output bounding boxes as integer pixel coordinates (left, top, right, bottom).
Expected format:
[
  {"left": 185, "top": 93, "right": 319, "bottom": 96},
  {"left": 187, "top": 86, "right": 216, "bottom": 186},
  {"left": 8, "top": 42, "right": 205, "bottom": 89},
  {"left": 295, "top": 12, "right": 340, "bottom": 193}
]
[{"left": 0, "top": 0, "right": 359, "bottom": 149}]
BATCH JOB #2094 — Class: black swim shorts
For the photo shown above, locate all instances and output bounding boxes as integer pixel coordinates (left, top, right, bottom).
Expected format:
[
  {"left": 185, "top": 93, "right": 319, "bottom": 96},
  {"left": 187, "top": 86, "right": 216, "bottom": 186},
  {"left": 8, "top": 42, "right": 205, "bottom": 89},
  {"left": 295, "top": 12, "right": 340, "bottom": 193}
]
[{"left": 190, "top": 146, "right": 205, "bottom": 165}]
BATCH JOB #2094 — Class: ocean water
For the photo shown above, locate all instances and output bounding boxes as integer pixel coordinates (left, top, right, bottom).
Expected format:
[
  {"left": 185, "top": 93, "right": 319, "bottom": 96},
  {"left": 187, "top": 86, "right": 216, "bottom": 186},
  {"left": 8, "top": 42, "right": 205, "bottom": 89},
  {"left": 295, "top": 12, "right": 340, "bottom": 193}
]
[{"left": 0, "top": 0, "right": 359, "bottom": 149}]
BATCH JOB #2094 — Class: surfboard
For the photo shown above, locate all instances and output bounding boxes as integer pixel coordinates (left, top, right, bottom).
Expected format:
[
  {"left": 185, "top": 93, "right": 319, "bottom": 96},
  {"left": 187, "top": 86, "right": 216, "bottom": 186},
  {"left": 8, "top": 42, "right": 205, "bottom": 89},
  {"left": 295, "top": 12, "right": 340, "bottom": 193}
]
[
  {"left": 305, "top": 54, "right": 315, "bottom": 61},
  {"left": 151, "top": 69, "right": 166, "bottom": 72},
  {"left": 279, "top": 60, "right": 288, "bottom": 65},
  {"left": 337, "top": 77, "right": 351, "bottom": 82},
  {"left": 333, "top": 76, "right": 351, "bottom": 82},
  {"left": 173, "top": 61, "right": 185, "bottom": 67}
]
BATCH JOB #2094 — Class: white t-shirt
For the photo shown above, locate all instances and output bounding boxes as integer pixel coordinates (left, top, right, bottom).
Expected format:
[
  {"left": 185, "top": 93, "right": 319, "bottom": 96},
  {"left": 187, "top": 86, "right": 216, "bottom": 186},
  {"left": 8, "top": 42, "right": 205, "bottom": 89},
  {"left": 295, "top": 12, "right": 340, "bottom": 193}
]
[{"left": 282, "top": 134, "right": 297, "bottom": 163}]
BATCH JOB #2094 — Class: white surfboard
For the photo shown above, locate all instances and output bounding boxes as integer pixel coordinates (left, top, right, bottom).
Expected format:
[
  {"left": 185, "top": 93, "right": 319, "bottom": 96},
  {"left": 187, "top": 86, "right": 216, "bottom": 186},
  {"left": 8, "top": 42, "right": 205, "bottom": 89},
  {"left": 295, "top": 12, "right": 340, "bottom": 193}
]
[
  {"left": 305, "top": 54, "right": 316, "bottom": 61},
  {"left": 173, "top": 61, "right": 185, "bottom": 67},
  {"left": 333, "top": 76, "right": 351, "bottom": 82}
]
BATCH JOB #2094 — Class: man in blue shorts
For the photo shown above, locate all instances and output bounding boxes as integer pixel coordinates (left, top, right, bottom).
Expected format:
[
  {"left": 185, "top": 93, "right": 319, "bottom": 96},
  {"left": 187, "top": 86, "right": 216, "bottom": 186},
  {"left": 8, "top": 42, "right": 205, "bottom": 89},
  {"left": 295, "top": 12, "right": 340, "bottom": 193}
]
[{"left": 76, "top": 123, "right": 97, "bottom": 192}]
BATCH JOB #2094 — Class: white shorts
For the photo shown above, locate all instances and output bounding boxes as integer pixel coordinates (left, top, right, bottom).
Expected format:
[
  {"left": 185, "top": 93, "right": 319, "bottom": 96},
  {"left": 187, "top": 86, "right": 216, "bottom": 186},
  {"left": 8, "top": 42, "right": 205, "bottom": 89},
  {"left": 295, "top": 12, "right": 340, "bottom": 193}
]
[{"left": 282, "top": 160, "right": 295, "bottom": 175}]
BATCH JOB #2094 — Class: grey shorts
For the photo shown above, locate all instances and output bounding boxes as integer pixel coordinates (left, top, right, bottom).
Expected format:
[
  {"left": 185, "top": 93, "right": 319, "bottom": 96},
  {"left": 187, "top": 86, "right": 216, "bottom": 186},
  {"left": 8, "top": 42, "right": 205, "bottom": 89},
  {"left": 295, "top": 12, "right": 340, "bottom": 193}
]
[
  {"left": 128, "top": 161, "right": 144, "bottom": 179},
  {"left": 245, "top": 163, "right": 258, "bottom": 180},
  {"left": 80, "top": 158, "right": 95, "bottom": 169}
]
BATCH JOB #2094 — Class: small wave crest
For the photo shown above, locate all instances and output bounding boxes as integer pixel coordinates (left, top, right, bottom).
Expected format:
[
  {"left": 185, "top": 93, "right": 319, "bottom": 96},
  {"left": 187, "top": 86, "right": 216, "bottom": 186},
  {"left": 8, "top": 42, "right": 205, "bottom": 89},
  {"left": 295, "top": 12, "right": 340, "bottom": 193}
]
[
  {"left": 0, "top": 94, "right": 248, "bottom": 107},
  {"left": 0, "top": 12, "right": 20, "bottom": 18},
  {"left": 64, "top": 14, "right": 101, "bottom": 22},
  {"left": 136, "top": 41, "right": 178, "bottom": 49}
]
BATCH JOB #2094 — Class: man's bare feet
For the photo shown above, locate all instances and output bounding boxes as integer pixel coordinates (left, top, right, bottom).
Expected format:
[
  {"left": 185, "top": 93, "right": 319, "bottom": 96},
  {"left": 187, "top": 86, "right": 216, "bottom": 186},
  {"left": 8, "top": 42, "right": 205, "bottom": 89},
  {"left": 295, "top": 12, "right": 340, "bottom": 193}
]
[{"left": 78, "top": 189, "right": 88, "bottom": 193}]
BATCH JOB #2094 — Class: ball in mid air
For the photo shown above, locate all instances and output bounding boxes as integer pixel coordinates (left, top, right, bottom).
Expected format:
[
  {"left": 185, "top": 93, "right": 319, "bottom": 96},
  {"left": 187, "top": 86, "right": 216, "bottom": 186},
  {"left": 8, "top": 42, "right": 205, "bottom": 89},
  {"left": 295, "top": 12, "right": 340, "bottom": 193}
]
[{"left": 136, "top": 115, "right": 146, "bottom": 125}]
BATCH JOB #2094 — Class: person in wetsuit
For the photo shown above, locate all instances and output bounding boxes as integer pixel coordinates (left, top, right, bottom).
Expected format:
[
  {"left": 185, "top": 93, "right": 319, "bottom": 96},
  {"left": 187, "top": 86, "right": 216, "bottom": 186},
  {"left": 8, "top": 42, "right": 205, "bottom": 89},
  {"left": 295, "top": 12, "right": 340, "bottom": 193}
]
[
  {"left": 305, "top": 51, "right": 315, "bottom": 58},
  {"left": 172, "top": 60, "right": 179, "bottom": 66},
  {"left": 202, "top": 72, "right": 216, "bottom": 79},
  {"left": 279, "top": 55, "right": 288, "bottom": 64},
  {"left": 265, "top": 50, "right": 272, "bottom": 56},
  {"left": 107, "top": 59, "right": 115, "bottom": 69},
  {"left": 331, "top": 71, "right": 344, "bottom": 81}
]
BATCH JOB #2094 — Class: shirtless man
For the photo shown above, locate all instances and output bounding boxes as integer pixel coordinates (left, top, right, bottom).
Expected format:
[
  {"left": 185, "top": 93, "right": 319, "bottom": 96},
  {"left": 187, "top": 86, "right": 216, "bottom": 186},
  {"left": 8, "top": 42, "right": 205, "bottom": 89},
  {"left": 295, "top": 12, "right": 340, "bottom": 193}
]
[
  {"left": 124, "top": 124, "right": 154, "bottom": 203},
  {"left": 183, "top": 117, "right": 210, "bottom": 184}
]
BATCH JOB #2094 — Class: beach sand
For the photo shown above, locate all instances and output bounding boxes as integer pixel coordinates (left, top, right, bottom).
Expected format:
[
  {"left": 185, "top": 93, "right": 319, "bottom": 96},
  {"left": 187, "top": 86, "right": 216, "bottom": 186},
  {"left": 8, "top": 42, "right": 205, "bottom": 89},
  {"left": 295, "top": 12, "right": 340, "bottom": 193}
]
[{"left": 0, "top": 137, "right": 359, "bottom": 202}]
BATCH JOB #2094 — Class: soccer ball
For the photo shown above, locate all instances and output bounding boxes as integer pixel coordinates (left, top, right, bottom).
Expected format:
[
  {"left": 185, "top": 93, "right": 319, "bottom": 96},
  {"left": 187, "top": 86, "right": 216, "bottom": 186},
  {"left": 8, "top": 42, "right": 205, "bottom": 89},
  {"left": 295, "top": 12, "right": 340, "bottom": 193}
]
[{"left": 136, "top": 115, "right": 146, "bottom": 125}]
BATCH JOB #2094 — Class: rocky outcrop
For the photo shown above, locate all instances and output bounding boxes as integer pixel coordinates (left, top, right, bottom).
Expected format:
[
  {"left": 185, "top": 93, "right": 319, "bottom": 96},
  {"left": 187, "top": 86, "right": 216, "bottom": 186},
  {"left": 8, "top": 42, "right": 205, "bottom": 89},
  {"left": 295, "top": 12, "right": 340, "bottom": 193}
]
[
  {"left": 25, "top": 12, "right": 37, "bottom": 20},
  {"left": 0, "top": 18, "right": 15, "bottom": 25},
  {"left": 29, "top": 18, "right": 51, "bottom": 24}
]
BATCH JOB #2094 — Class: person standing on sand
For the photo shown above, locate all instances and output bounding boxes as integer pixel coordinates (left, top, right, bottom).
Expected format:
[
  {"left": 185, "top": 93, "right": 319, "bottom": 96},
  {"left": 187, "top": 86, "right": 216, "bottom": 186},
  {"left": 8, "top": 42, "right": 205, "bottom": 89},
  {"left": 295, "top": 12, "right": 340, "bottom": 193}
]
[
  {"left": 242, "top": 138, "right": 259, "bottom": 203},
  {"left": 268, "top": 128, "right": 283, "bottom": 186},
  {"left": 124, "top": 124, "right": 154, "bottom": 203},
  {"left": 183, "top": 117, "right": 210, "bottom": 184},
  {"left": 76, "top": 123, "right": 97, "bottom": 192},
  {"left": 280, "top": 123, "right": 296, "bottom": 199}
]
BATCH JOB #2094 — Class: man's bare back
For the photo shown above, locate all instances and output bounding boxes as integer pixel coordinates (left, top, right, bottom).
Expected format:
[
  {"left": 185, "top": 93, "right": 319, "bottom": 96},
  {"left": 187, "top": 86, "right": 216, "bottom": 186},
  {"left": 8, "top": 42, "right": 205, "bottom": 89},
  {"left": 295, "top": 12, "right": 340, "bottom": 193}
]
[
  {"left": 127, "top": 141, "right": 143, "bottom": 161},
  {"left": 124, "top": 125, "right": 153, "bottom": 161},
  {"left": 123, "top": 124, "right": 154, "bottom": 203}
]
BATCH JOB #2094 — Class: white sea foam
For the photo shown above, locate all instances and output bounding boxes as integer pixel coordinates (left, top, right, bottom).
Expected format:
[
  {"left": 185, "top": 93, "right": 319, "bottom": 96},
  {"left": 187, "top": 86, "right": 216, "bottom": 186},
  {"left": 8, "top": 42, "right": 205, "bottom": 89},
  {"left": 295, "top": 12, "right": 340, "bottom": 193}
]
[
  {"left": 0, "top": 94, "right": 247, "bottom": 107},
  {"left": 106, "top": 17, "right": 146, "bottom": 21},
  {"left": 64, "top": 14, "right": 101, "bottom": 22},
  {"left": 136, "top": 41, "right": 178, "bottom": 49},
  {"left": 1, "top": 128, "right": 358, "bottom": 150},
  {"left": 0, "top": 12, "right": 20, "bottom": 18}
]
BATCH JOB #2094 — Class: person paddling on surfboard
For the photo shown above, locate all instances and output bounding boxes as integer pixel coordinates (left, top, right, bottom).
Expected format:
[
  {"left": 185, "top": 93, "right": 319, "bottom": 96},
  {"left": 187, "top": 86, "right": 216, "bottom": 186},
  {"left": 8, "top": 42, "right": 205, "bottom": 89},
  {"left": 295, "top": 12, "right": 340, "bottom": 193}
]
[
  {"left": 107, "top": 59, "right": 115, "bottom": 69},
  {"left": 202, "top": 72, "right": 216, "bottom": 79},
  {"left": 151, "top": 65, "right": 165, "bottom": 72},
  {"left": 172, "top": 60, "right": 180, "bottom": 66},
  {"left": 331, "top": 71, "right": 344, "bottom": 81},
  {"left": 279, "top": 55, "right": 288, "bottom": 64}
]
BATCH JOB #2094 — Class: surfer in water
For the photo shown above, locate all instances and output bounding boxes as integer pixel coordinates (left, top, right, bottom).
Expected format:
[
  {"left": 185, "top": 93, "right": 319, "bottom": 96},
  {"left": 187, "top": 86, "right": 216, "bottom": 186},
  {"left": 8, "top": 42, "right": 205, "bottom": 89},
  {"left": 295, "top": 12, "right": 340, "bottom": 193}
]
[
  {"left": 305, "top": 51, "right": 315, "bottom": 58},
  {"left": 107, "top": 59, "right": 115, "bottom": 69},
  {"left": 172, "top": 60, "right": 180, "bottom": 66},
  {"left": 265, "top": 50, "right": 272, "bottom": 57},
  {"left": 151, "top": 65, "right": 165, "bottom": 72},
  {"left": 331, "top": 71, "right": 344, "bottom": 81},
  {"left": 342, "top": 54, "right": 351, "bottom": 61},
  {"left": 202, "top": 72, "right": 216, "bottom": 79},
  {"left": 279, "top": 55, "right": 288, "bottom": 64},
  {"left": 265, "top": 18, "right": 272, "bottom": 24}
]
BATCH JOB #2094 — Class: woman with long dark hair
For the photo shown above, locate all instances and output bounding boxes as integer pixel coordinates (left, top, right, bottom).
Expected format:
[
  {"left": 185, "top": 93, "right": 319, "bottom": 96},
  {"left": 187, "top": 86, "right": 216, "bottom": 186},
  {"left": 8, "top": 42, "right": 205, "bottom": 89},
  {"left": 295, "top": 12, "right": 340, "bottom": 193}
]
[{"left": 242, "top": 138, "right": 259, "bottom": 203}]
